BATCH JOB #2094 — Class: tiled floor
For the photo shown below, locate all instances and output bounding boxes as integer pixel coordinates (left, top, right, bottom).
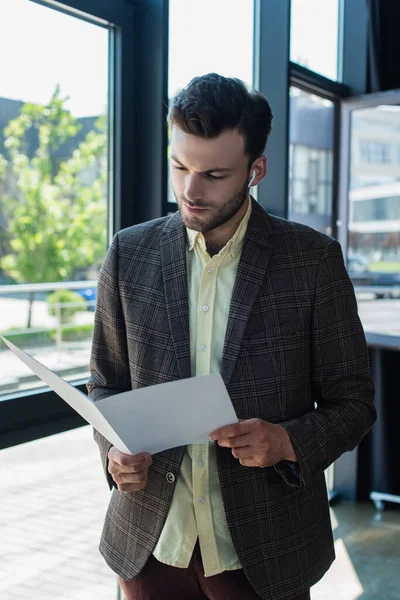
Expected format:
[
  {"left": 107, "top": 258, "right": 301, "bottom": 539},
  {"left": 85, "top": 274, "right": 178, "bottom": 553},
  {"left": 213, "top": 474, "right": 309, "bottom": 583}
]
[
  {"left": 312, "top": 502, "right": 400, "bottom": 599},
  {"left": 1, "top": 426, "right": 399, "bottom": 599},
  {"left": 0, "top": 427, "right": 116, "bottom": 600}
]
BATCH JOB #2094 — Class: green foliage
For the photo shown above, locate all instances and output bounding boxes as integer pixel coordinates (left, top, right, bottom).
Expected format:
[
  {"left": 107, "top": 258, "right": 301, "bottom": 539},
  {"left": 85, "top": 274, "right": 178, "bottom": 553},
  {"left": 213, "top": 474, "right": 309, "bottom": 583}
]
[
  {"left": 368, "top": 261, "right": 400, "bottom": 273},
  {"left": 0, "top": 322, "right": 94, "bottom": 349},
  {"left": 54, "top": 322, "right": 94, "bottom": 338},
  {"left": 0, "top": 85, "right": 107, "bottom": 285},
  {"left": 47, "top": 289, "right": 86, "bottom": 324},
  {"left": 0, "top": 154, "right": 7, "bottom": 179}
]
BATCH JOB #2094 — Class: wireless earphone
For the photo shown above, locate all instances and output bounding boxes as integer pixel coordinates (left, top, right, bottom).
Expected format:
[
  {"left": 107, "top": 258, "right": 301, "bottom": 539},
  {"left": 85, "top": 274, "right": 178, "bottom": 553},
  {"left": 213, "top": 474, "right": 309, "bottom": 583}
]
[{"left": 248, "top": 170, "right": 256, "bottom": 188}]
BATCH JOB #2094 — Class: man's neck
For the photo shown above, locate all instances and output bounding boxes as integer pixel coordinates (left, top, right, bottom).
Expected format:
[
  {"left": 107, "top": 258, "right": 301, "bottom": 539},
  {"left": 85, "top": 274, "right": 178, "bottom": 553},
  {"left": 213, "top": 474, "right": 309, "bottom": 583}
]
[
  {"left": 203, "top": 196, "right": 250, "bottom": 256},
  {"left": 205, "top": 241, "right": 223, "bottom": 257}
]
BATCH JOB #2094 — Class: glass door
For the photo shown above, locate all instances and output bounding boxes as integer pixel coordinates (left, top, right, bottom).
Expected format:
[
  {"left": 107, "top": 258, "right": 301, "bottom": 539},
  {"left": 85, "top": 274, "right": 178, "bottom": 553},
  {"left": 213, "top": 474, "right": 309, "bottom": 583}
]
[
  {"left": 335, "top": 90, "right": 400, "bottom": 504},
  {"left": 338, "top": 90, "right": 400, "bottom": 339}
]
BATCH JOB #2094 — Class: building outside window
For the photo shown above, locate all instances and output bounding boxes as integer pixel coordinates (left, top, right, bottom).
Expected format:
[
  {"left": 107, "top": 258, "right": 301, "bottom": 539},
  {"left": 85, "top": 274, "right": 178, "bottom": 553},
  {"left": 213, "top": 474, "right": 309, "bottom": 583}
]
[
  {"left": 288, "top": 87, "right": 334, "bottom": 235},
  {"left": 348, "top": 107, "right": 400, "bottom": 266},
  {"left": 345, "top": 104, "right": 400, "bottom": 341},
  {"left": 359, "top": 140, "right": 397, "bottom": 165}
]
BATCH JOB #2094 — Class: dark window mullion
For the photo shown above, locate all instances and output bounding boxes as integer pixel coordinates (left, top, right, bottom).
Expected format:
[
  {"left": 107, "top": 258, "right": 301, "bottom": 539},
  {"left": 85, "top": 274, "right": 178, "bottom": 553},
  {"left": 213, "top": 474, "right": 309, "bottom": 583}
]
[{"left": 33, "top": 0, "right": 132, "bottom": 27}]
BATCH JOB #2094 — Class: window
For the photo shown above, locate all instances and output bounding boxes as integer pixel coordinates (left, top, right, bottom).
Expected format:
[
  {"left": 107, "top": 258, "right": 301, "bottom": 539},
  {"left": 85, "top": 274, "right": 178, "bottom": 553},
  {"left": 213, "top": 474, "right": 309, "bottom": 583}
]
[
  {"left": 288, "top": 88, "right": 335, "bottom": 234},
  {"left": 359, "top": 140, "right": 397, "bottom": 165},
  {"left": 347, "top": 104, "right": 400, "bottom": 334},
  {"left": 0, "top": 0, "right": 110, "bottom": 398},
  {"left": 290, "top": 0, "right": 340, "bottom": 81},
  {"left": 353, "top": 197, "right": 400, "bottom": 222},
  {"left": 167, "top": 0, "right": 254, "bottom": 207},
  {"left": 168, "top": 0, "right": 254, "bottom": 98}
]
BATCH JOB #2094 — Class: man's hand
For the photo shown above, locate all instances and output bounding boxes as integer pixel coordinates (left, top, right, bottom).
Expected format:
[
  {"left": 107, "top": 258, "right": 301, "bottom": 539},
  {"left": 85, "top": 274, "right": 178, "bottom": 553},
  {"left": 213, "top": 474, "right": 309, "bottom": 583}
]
[
  {"left": 209, "top": 418, "right": 297, "bottom": 468},
  {"left": 108, "top": 447, "right": 153, "bottom": 492}
]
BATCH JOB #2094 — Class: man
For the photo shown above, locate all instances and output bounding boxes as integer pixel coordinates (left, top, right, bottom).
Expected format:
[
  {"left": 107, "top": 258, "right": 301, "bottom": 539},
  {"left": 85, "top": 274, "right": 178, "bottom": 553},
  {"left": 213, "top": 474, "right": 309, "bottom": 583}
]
[{"left": 87, "top": 73, "right": 376, "bottom": 600}]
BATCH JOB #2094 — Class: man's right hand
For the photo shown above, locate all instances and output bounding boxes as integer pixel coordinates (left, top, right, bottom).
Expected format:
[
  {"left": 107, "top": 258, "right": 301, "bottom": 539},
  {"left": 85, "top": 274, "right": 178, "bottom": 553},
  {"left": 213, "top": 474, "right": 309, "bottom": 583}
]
[{"left": 108, "top": 447, "right": 153, "bottom": 492}]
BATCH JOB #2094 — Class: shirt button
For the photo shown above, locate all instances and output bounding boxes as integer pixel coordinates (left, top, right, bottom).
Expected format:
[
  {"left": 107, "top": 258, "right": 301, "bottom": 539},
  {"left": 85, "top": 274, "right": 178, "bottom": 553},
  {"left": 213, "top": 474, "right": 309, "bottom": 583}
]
[
  {"left": 202, "top": 305, "right": 209, "bottom": 312},
  {"left": 200, "top": 344, "right": 207, "bottom": 351},
  {"left": 207, "top": 268, "right": 213, "bottom": 274},
  {"left": 197, "top": 460, "right": 204, "bottom": 468},
  {"left": 198, "top": 496, "right": 205, "bottom": 504},
  {"left": 166, "top": 472, "right": 175, "bottom": 484}
]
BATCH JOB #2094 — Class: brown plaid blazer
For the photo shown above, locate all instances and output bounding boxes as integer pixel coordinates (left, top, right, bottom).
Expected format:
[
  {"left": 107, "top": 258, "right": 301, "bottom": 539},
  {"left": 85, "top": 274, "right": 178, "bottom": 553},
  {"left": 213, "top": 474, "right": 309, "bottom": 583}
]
[{"left": 87, "top": 199, "right": 376, "bottom": 600}]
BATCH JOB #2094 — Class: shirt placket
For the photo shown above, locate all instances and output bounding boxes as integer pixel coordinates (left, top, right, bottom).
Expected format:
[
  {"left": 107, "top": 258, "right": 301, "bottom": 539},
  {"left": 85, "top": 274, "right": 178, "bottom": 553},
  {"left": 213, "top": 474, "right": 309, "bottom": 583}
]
[{"left": 192, "top": 250, "right": 222, "bottom": 575}]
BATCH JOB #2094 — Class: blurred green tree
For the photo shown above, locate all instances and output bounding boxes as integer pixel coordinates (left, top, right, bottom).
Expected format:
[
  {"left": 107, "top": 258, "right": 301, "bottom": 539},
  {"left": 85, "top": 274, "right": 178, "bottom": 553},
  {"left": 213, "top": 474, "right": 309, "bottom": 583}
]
[
  {"left": 47, "top": 289, "right": 86, "bottom": 324},
  {"left": 0, "top": 85, "right": 107, "bottom": 327}
]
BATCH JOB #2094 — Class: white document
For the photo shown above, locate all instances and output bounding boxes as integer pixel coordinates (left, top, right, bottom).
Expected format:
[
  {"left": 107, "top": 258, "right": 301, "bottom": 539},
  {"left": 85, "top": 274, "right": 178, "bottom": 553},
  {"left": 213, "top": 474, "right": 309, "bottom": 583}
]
[{"left": 1, "top": 336, "right": 238, "bottom": 455}]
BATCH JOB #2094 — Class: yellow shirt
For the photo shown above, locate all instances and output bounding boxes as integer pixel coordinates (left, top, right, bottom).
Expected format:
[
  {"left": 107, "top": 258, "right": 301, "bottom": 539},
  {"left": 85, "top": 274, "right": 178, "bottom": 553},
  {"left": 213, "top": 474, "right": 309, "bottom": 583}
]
[{"left": 153, "top": 198, "right": 252, "bottom": 576}]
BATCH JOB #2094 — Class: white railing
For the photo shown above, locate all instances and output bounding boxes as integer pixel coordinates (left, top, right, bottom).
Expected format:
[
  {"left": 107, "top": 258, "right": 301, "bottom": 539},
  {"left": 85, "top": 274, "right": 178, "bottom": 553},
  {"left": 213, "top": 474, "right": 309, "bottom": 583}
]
[
  {"left": 0, "top": 280, "right": 97, "bottom": 294},
  {"left": 0, "top": 280, "right": 97, "bottom": 350}
]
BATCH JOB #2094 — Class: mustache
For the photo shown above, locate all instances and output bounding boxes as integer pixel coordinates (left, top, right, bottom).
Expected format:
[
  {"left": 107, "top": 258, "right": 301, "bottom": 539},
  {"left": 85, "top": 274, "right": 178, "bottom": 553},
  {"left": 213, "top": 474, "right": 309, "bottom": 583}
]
[{"left": 179, "top": 197, "right": 210, "bottom": 209}]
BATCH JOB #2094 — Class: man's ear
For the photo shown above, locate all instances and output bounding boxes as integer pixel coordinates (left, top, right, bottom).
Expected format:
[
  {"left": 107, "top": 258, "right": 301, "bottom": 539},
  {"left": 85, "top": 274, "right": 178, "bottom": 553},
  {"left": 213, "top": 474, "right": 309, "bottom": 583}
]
[{"left": 249, "top": 156, "right": 267, "bottom": 187}]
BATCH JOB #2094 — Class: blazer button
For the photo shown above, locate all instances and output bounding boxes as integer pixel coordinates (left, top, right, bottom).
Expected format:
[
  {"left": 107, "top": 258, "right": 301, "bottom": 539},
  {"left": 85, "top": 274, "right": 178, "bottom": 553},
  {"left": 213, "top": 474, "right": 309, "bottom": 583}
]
[{"left": 166, "top": 472, "right": 175, "bottom": 484}]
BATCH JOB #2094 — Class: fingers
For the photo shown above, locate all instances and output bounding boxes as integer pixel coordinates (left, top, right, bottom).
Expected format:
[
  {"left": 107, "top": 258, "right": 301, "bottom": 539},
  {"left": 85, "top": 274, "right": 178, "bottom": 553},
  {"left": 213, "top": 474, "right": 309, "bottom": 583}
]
[
  {"left": 108, "top": 447, "right": 152, "bottom": 469},
  {"left": 209, "top": 418, "right": 258, "bottom": 441},
  {"left": 107, "top": 447, "right": 153, "bottom": 492},
  {"left": 230, "top": 445, "right": 256, "bottom": 460},
  {"left": 216, "top": 432, "right": 255, "bottom": 449},
  {"left": 237, "top": 456, "right": 269, "bottom": 468},
  {"left": 110, "top": 468, "right": 149, "bottom": 492},
  {"left": 108, "top": 455, "right": 152, "bottom": 477}
]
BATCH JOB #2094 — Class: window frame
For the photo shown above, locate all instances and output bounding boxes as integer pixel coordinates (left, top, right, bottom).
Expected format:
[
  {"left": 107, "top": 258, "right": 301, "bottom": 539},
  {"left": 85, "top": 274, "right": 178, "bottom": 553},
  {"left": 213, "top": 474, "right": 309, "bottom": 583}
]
[
  {"left": 337, "top": 89, "right": 400, "bottom": 264},
  {"left": 255, "top": 0, "right": 370, "bottom": 502},
  {"left": 0, "top": 0, "right": 169, "bottom": 449},
  {"left": 287, "top": 81, "right": 343, "bottom": 238}
]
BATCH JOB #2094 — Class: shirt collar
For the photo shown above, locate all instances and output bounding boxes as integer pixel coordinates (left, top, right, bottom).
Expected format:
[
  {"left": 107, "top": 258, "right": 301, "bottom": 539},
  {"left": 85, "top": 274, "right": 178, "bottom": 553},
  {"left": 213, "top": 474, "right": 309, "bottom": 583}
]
[{"left": 186, "top": 196, "right": 252, "bottom": 258}]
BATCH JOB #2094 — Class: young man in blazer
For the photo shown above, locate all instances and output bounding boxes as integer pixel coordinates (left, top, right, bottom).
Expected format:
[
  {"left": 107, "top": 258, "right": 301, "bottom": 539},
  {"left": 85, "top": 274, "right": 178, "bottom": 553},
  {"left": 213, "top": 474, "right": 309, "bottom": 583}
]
[{"left": 87, "top": 73, "right": 376, "bottom": 600}]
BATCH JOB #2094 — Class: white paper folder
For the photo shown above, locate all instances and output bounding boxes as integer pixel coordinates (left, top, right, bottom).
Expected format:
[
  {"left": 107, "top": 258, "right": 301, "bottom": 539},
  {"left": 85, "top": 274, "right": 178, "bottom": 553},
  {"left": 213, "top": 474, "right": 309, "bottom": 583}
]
[{"left": 1, "top": 336, "right": 238, "bottom": 455}]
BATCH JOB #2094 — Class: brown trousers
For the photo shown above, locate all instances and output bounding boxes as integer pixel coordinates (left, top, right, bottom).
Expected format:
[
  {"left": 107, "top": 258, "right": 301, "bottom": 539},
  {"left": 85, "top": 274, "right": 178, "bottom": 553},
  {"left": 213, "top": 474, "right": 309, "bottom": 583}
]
[{"left": 119, "top": 543, "right": 311, "bottom": 600}]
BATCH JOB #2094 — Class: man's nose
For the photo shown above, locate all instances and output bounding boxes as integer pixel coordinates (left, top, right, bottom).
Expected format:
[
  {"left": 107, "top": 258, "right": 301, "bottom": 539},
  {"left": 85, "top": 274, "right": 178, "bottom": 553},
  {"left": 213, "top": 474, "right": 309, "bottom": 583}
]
[{"left": 184, "top": 174, "right": 204, "bottom": 202}]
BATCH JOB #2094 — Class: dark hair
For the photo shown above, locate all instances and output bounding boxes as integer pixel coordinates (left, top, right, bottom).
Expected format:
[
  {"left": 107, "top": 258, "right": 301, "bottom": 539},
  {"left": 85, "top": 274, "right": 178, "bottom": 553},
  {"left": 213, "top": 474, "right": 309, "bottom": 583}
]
[{"left": 168, "top": 73, "right": 273, "bottom": 165}]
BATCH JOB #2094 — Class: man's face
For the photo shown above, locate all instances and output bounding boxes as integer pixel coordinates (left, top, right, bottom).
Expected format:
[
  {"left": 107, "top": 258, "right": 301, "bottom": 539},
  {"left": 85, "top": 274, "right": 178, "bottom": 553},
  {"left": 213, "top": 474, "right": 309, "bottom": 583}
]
[{"left": 170, "top": 126, "right": 250, "bottom": 232}]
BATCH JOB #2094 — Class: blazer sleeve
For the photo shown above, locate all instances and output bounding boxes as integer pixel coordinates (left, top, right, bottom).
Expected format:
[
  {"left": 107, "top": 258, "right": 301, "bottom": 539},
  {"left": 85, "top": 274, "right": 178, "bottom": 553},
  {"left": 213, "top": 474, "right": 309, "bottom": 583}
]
[
  {"left": 274, "top": 239, "right": 376, "bottom": 488},
  {"left": 87, "top": 233, "right": 131, "bottom": 489}
]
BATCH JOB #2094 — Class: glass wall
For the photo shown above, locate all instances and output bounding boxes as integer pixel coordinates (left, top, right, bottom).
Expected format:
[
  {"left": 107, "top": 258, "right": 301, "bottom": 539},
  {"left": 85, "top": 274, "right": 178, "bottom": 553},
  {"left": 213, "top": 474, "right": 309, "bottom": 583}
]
[
  {"left": 347, "top": 104, "right": 400, "bottom": 335},
  {"left": 288, "top": 87, "right": 335, "bottom": 235},
  {"left": 290, "top": 0, "right": 340, "bottom": 81},
  {"left": 0, "top": 0, "right": 110, "bottom": 397},
  {"left": 167, "top": 0, "right": 254, "bottom": 208}
]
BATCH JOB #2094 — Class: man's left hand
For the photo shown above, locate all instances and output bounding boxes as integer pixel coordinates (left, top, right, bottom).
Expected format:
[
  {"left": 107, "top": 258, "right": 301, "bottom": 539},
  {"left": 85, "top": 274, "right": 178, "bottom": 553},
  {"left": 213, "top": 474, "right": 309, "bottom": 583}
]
[{"left": 209, "top": 418, "right": 297, "bottom": 467}]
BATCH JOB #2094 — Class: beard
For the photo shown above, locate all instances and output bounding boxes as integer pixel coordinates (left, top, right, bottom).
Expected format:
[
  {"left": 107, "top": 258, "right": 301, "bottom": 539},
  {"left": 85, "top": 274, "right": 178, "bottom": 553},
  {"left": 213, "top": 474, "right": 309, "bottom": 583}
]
[{"left": 174, "top": 179, "right": 249, "bottom": 233}]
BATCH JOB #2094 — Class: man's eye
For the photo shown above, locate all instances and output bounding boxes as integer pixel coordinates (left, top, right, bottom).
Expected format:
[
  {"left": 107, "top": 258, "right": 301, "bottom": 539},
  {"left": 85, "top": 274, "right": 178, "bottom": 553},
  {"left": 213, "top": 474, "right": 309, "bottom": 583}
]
[
  {"left": 173, "top": 165, "right": 186, "bottom": 171},
  {"left": 206, "top": 174, "right": 225, "bottom": 180}
]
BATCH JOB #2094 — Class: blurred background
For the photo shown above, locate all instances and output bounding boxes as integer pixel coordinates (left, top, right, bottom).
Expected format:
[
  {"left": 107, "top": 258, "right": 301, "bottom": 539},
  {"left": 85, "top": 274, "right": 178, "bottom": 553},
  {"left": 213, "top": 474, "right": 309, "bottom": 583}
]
[{"left": 0, "top": 1, "right": 399, "bottom": 599}]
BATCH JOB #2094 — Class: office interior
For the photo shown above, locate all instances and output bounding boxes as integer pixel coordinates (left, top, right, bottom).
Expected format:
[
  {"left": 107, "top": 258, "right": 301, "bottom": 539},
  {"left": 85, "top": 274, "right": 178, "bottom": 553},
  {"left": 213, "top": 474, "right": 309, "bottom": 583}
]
[{"left": 0, "top": 0, "right": 399, "bottom": 598}]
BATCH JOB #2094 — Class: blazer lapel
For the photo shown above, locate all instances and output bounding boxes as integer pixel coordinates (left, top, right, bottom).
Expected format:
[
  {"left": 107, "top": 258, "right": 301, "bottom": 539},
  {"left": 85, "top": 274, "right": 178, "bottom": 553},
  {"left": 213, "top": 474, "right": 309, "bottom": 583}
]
[
  {"left": 160, "top": 212, "right": 191, "bottom": 380},
  {"left": 220, "top": 200, "right": 274, "bottom": 385}
]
